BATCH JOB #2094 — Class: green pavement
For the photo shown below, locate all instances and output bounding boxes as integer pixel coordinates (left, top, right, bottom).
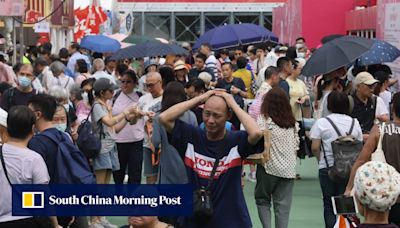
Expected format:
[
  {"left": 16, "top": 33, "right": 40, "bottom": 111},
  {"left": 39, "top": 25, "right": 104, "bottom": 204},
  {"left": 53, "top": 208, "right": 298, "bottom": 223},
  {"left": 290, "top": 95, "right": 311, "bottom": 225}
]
[{"left": 108, "top": 158, "right": 325, "bottom": 228}]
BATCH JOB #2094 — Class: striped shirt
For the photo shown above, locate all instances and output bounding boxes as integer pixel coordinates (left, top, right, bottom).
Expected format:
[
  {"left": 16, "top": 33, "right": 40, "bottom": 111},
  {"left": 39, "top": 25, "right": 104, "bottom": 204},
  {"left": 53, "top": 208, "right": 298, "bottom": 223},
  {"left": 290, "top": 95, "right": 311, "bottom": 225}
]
[{"left": 205, "top": 55, "right": 218, "bottom": 81}]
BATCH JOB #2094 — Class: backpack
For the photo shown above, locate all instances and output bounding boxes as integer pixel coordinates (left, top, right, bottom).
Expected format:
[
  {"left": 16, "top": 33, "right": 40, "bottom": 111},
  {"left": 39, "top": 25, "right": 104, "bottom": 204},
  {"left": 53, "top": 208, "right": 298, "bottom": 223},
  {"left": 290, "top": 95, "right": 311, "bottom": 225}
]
[
  {"left": 41, "top": 130, "right": 96, "bottom": 184},
  {"left": 76, "top": 103, "right": 103, "bottom": 159},
  {"left": 322, "top": 117, "right": 363, "bottom": 183}
]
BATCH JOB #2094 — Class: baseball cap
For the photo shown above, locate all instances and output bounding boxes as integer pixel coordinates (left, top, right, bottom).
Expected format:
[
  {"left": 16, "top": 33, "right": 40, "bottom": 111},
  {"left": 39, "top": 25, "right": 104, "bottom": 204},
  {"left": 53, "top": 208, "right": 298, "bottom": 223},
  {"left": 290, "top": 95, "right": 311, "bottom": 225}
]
[
  {"left": 174, "top": 60, "right": 188, "bottom": 71},
  {"left": 93, "top": 78, "right": 118, "bottom": 92},
  {"left": 355, "top": 161, "right": 400, "bottom": 212},
  {"left": 144, "top": 59, "right": 158, "bottom": 70},
  {"left": 353, "top": 72, "right": 379, "bottom": 87}
]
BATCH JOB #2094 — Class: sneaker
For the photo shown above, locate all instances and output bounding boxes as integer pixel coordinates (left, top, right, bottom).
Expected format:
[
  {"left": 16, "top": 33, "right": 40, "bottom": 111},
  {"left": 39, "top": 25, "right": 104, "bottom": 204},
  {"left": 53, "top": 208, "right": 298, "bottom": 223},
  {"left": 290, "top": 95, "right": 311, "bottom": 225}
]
[
  {"left": 99, "top": 217, "right": 118, "bottom": 228},
  {"left": 123, "top": 174, "right": 129, "bottom": 183}
]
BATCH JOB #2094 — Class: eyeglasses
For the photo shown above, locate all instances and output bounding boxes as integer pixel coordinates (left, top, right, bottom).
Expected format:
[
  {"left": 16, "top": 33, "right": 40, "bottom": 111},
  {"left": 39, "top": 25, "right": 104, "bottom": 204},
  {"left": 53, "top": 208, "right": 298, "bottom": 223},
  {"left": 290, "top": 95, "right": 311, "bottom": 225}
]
[
  {"left": 120, "top": 80, "right": 133, "bottom": 84},
  {"left": 145, "top": 81, "right": 160, "bottom": 88}
]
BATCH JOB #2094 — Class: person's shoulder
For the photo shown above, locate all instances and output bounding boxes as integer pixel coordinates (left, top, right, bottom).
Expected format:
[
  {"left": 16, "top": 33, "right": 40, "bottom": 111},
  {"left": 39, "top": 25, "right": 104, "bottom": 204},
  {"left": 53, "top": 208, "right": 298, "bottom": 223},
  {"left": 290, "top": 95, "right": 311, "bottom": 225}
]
[{"left": 207, "top": 55, "right": 217, "bottom": 62}]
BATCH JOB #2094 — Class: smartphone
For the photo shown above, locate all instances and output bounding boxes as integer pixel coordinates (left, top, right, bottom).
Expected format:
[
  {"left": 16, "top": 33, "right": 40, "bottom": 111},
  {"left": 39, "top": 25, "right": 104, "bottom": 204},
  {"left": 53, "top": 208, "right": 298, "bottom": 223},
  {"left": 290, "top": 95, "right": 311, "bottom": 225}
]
[{"left": 331, "top": 196, "right": 358, "bottom": 215}]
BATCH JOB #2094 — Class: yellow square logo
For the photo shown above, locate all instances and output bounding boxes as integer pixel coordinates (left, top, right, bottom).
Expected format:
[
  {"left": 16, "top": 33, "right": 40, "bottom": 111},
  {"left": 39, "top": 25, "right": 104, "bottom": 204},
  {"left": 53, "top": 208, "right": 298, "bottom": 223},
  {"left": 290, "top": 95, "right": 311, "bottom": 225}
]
[{"left": 22, "top": 192, "right": 44, "bottom": 209}]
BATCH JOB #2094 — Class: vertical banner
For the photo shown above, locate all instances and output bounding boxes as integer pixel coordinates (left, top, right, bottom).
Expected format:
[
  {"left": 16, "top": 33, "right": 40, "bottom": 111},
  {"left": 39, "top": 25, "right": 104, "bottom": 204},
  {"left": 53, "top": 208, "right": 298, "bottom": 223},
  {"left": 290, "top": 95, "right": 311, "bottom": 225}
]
[{"left": 377, "top": 0, "right": 400, "bottom": 88}]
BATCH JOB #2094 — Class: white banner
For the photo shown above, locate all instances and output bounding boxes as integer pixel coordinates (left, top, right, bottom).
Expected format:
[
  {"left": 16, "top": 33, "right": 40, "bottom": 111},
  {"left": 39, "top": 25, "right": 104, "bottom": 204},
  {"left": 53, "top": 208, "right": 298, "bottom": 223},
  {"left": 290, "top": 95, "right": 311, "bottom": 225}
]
[{"left": 34, "top": 18, "right": 50, "bottom": 33}]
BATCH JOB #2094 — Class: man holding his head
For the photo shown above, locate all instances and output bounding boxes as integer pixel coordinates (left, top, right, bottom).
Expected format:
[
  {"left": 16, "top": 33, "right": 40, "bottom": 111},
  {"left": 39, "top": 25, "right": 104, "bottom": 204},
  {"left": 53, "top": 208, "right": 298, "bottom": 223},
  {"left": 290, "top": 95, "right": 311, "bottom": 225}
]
[{"left": 159, "top": 90, "right": 262, "bottom": 228}]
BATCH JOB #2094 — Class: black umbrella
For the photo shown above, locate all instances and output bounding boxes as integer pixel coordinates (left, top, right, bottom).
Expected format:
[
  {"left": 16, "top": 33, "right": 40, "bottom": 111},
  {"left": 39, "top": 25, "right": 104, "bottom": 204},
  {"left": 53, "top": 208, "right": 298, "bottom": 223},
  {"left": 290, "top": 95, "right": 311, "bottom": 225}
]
[
  {"left": 110, "top": 41, "right": 188, "bottom": 60},
  {"left": 321, "top": 34, "right": 344, "bottom": 44},
  {"left": 302, "top": 36, "right": 374, "bottom": 77}
]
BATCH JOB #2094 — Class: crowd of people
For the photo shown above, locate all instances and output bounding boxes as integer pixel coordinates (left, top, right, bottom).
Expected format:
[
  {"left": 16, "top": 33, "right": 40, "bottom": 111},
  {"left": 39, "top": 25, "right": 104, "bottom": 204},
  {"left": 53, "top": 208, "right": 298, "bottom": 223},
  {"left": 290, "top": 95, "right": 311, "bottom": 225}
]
[{"left": 0, "top": 36, "right": 399, "bottom": 228}]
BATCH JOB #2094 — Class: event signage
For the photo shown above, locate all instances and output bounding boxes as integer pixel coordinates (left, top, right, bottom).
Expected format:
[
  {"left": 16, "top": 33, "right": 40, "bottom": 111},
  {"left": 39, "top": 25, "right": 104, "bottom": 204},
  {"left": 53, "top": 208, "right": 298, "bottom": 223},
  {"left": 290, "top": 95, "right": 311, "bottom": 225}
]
[{"left": 12, "top": 184, "right": 192, "bottom": 216}]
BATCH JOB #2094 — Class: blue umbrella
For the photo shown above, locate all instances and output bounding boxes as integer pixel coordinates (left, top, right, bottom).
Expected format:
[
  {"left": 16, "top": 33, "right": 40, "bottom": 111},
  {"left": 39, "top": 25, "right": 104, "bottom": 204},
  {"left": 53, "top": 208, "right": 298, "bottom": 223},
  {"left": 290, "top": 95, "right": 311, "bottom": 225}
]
[
  {"left": 193, "top": 23, "right": 278, "bottom": 50},
  {"left": 80, "top": 35, "right": 121, "bottom": 53},
  {"left": 357, "top": 39, "right": 400, "bottom": 66},
  {"left": 110, "top": 41, "right": 188, "bottom": 60}
]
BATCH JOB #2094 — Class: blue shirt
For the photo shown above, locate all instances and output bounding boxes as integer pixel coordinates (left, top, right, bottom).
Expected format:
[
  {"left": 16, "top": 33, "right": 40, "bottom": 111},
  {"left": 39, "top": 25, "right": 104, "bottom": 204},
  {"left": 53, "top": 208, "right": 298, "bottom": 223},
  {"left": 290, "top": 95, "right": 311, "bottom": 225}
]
[
  {"left": 67, "top": 52, "right": 91, "bottom": 74},
  {"left": 171, "top": 120, "right": 255, "bottom": 228},
  {"left": 279, "top": 78, "right": 290, "bottom": 97}
]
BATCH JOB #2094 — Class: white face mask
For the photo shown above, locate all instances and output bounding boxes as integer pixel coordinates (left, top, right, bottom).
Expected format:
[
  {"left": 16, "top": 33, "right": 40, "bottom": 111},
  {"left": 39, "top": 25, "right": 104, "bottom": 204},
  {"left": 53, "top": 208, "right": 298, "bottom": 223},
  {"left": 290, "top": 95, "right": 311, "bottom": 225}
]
[
  {"left": 297, "top": 52, "right": 305, "bottom": 59},
  {"left": 63, "top": 104, "right": 70, "bottom": 112},
  {"left": 54, "top": 123, "right": 67, "bottom": 132},
  {"left": 82, "top": 92, "right": 88, "bottom": 103}
]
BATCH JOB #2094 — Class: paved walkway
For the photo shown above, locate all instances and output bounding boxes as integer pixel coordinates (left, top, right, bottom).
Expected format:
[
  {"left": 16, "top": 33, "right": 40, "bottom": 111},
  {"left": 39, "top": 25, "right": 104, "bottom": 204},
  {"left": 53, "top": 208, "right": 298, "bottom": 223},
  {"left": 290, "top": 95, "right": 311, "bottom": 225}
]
[{"left": 108, "top": 158, "right": 325, "bottom": 228}]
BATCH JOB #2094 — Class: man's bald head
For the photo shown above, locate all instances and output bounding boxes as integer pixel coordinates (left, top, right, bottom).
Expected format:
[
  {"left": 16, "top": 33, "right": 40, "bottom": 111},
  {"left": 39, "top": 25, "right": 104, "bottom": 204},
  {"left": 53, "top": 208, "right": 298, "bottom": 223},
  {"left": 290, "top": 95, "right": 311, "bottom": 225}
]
[
  {"left": 203, "top": 95, "right": 231, "bottom": 136},
  {"left": 146, "top": 72, "right": 162, "bottom": 82},
  {"left": 204, "top": 95, "right": 229, "bottom": 113}
]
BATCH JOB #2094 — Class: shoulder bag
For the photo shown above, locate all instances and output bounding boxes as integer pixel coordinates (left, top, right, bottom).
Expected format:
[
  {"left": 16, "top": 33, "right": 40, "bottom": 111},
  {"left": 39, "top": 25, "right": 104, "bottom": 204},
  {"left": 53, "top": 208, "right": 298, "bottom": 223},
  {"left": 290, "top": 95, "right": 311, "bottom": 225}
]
[
  {"left": 192, "top": 153, "right": 221, "bottom": 225},
  {"left": 371, "top": 122, "right": 387, "bottom": 163}
]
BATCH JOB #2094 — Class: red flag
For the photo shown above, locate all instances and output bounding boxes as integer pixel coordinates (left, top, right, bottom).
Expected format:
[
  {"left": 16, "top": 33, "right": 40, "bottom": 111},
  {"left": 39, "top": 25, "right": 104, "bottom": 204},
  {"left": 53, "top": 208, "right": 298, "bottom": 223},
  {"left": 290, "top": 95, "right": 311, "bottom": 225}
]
[{"left": 74, "top": 6, "right": 108, "bottom": 42}]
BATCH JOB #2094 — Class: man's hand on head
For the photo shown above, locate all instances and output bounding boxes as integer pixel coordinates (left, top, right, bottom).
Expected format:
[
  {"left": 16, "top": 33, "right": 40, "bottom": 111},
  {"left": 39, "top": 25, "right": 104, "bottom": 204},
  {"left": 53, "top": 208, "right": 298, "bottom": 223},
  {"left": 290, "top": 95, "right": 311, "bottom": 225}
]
[
  {"left": 214, "top": 90, "right": 236, "bottom": 108},
  {"left": 198, "top": 89, "right": 216, "bottom": 104}
]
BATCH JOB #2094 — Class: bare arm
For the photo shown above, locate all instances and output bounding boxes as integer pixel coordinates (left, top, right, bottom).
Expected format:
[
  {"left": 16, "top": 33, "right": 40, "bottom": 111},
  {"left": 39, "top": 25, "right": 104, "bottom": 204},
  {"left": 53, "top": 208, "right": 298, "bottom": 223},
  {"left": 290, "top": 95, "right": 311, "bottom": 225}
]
[
  {"left": 345, "top": 124, "right": 379, "bottom": 194},
  {"left": 102, "top": 106, "right": 139, "bottom": 133},
  {"left": 159, "top": 90, "right": 216, "bottom": 133},
  {"left": 311, "top": 139, "right": 321, "bottom": 161},
  {"left": 216, "top": 91, "right": 262, "bottom": 145}
]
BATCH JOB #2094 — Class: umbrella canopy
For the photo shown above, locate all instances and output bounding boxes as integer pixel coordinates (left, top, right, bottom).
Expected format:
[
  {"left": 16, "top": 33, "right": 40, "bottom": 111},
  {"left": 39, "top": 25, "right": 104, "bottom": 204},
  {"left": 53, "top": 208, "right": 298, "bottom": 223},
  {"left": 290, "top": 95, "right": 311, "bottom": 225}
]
[
  {"left": 357, "top": 39, "right": 400, "bottom": 66},
  {"left": 122, "top": 34, "right": 154, "bottom": 45},
  {"left": 80, "top": 35, "right": 121, "bottom": 53},
  {"left": 193, "top": 23, "right": 278, "bottom": 50},
  {"left": 106, "top": 33, "right": 131, "bottom": 48},
  {"left": 302, "top": 36, "right": 374, "bottom": 77},
  {"left": 110, "top": 41, "right": 188, "bottom": 60},
  {"left": 320, "top": 34, "right": 344, "bottom": 44}
]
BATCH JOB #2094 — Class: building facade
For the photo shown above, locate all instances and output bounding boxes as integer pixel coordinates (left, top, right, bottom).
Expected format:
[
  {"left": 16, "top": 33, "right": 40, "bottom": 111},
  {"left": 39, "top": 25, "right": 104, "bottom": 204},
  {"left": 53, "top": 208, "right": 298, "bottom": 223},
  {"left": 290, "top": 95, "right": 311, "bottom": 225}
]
[{"left": 116, "top": 0, "right": 285, "bottom": 43}]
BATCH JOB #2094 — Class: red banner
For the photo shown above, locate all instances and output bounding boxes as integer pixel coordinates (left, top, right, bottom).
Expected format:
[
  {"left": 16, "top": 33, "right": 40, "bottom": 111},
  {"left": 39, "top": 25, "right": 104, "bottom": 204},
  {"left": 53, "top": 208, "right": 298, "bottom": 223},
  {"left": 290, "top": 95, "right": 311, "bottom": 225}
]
[{"left": 74, "top": 6, "right": 108, "bottom": 42}]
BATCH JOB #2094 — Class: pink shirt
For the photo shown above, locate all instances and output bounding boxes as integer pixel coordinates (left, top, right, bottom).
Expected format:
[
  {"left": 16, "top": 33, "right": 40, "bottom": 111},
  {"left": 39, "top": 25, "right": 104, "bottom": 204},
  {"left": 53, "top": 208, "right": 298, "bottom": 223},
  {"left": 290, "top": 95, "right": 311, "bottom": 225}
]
[
  {"left": 76, "top": 101, "right": 91, "bottom": 123},
  {"left": 112, "top": 91, "right": 145, "bottom": 143}
]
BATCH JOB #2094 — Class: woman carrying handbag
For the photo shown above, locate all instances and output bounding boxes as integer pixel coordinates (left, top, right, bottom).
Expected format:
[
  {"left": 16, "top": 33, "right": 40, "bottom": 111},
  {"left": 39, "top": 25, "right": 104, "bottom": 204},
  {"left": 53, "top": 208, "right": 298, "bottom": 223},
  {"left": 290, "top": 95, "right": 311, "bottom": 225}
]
[{"left": 345, "top": 92, "right": 400, "bottom": 226}]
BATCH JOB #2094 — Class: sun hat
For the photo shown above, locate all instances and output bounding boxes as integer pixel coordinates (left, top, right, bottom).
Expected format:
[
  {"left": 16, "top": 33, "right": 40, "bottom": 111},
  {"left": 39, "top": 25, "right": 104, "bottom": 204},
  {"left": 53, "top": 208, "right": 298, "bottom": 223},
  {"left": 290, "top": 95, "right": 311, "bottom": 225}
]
[
  {"left": 173, "top": 60, "right": 188, "bottom": 71},
  {"left": 354, "top": 161, "right": 400, "bottom": 212},
  {"left": 353, "top": 71, "right": 379, "bottom": 87},
  {"left": 93, "top": 78, "right": 119, "bottom": 92}
]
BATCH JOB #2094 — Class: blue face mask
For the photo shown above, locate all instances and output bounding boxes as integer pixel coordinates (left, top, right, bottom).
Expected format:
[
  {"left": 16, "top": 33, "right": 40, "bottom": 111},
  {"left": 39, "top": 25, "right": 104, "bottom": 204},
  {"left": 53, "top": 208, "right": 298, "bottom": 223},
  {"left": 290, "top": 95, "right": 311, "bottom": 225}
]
[
  {"left": 18, "top": 76, "right": 32, "bottom": 88},
  {"left": 54, "top": 123, "right": 67, "bottom": 132}
]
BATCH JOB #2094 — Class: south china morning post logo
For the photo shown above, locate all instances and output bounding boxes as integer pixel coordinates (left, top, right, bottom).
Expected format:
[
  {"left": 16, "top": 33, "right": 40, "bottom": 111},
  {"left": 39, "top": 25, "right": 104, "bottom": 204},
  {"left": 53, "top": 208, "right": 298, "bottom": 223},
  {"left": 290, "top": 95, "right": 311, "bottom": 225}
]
[
  {"left": 48, "top": 194, "right": 182, "bottom": 208},
  {"left": 22, "top": 192, "right": 44, "bottom": 209},
  {"left": 12, "top": 184, "right": 192, "bottom": 216}
]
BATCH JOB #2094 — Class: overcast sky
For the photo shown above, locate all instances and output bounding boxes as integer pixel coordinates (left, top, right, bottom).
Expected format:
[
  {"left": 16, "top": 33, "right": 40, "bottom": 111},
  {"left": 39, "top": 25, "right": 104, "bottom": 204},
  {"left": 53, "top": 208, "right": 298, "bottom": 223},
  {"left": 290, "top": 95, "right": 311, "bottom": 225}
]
[{"left": 74, "top": 0, "right": 112, "bottom": 10}]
